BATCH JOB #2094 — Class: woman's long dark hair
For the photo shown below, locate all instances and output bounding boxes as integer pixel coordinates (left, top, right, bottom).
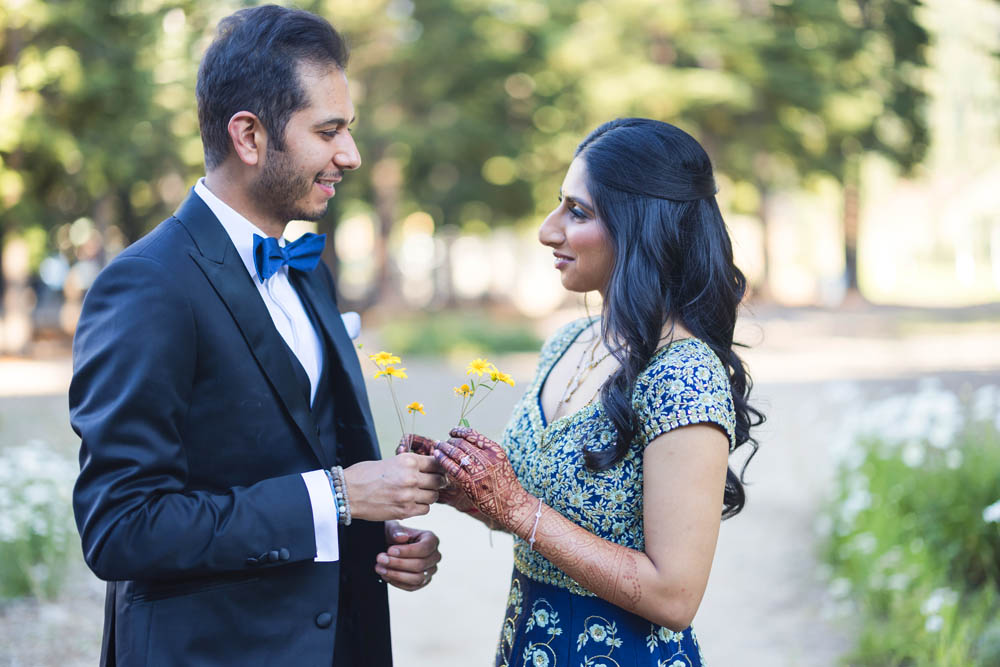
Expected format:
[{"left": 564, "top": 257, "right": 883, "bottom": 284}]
[{"left": 576, "top": 118, "right": 763, "bottom": 519}]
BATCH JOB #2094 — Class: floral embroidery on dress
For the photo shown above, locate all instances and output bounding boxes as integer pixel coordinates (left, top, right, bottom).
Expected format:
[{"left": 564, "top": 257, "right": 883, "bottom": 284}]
[
  {"left": 497, "top": 579, "right": 525, "bottom": 667},
  {"left": 519, "top": 598, "right": 563, "bottom": 667},
  {"left": 573, "top": 615, "right": 624, "bottom": 665},
  {"left": 644, "top": 626, "right": 695, "bottom": 666},
  {"left": 504, "top": 318, "right": 735, "bottom": 596}
]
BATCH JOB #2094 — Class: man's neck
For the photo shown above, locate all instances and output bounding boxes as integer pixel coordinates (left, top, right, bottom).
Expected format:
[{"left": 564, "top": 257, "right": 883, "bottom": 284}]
[{"left": 203, "top": 171, "right": 286, "bottom": 238}]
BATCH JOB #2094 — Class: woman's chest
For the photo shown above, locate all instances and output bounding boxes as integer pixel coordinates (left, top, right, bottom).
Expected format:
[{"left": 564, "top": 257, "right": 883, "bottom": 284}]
[{"left": 504, "top": 404, "right": 645, "bottom": 532}]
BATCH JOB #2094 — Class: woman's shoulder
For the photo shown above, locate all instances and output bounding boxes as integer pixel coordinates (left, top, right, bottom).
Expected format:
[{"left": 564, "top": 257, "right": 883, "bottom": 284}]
[
  {"left": 642, "top": 338, "right": 727, "bottom": 386},
  {"left": 633, "top": 337, "right": 736, "bottom": 448}
]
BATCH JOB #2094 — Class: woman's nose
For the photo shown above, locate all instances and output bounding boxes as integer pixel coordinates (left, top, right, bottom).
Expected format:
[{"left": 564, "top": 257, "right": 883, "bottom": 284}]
[{"left": 538, "top": 209, "right": 563, "bottom": 247}]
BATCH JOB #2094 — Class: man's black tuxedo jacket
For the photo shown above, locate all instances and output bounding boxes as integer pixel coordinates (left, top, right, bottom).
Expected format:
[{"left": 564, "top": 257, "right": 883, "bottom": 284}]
[{"left": 70, "top": 191, "right": 391, "bottom": 666}]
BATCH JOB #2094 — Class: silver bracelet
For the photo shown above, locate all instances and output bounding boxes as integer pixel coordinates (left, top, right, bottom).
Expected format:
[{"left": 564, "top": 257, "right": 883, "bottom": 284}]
[
  {"left": 329, "top": 465, "right": 352, "bottom": 526},
  {"left": 528, "top": 498, "right": 543, "bottom": 551}
]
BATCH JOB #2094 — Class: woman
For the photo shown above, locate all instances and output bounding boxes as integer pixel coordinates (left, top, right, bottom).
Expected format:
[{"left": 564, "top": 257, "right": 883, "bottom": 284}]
[{"left": 409, "top": 118, "right": 762, "bottom": 666}]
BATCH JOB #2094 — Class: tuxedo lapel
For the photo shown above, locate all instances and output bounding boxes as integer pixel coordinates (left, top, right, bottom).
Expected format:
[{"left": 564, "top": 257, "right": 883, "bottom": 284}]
[
  {"left": 290, "top": 269, "right": 380, "bottom": 460},
  {"left": 173, "top": 191, "right": 329, "bottom": 467}
]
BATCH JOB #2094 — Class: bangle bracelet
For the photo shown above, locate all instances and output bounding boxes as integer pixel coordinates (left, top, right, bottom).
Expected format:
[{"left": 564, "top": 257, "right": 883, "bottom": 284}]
[
  {"left": 528, "top": 498, "right": 543, "bottom": 551},
  {"left": 329, "top": 466, "right": 352, "bottom": 526}
]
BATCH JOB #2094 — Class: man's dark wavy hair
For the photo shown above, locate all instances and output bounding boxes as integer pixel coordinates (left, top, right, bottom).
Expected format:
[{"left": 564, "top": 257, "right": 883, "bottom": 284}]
[
  {"left": 196, "top": 5, "right": 348, "bottom": 170},
  {"left": 576, "top": 118, "right": 763, "bottom": 519}
]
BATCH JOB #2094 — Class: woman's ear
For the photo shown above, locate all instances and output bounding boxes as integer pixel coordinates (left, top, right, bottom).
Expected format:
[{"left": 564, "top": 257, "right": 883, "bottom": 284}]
[{"left": 226, "top": 111, "right": 266, "bottom": 166}]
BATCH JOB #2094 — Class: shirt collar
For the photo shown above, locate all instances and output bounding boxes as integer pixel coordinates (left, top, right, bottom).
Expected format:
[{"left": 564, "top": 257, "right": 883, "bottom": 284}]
[{"left": 194, "top": 178, "right": 282, "bottom": 282}]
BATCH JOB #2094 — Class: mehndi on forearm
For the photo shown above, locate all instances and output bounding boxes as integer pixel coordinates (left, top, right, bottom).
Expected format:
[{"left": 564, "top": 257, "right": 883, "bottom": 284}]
[{"left": 516, "top": 503, "right": 644, "bottom": 611}]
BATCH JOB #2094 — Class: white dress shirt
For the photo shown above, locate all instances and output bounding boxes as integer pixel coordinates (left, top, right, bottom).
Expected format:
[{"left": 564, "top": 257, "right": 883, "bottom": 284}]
[{"left": 195, "top": 179, "right": 339, "bottom": 562}]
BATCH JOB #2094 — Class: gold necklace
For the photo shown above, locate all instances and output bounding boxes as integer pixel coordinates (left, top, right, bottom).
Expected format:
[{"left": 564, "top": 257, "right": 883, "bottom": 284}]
[{"left": 557, "top": 334, "right": 613, "bottom": 410}]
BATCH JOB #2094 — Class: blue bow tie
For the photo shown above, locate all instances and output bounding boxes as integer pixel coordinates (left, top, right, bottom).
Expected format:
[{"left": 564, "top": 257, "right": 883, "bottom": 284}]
[{"left": 252, "top": 233, "right": 327, "bottom": 283}]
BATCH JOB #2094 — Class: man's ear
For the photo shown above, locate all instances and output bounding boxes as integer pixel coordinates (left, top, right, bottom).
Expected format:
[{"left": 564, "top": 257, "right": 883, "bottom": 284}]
[{"left": 227, "top": 111, "right": 267, "bottom": 166}]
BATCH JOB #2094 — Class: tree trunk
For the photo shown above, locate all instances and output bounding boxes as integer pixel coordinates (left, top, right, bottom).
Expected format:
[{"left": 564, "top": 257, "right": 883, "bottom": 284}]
[
  {"left": 754, "top": 181, "right": 774, "bottom": 303},
  {"left": 841, "top": 158, "right": 865, "bottom": 305},
  {"left": 369, "top": 154, "right": 402, "bottom": 308}
]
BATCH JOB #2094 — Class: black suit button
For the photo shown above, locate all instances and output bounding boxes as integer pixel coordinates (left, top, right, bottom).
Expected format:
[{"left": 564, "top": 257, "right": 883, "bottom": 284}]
[
  {"left": 268, "top": 550, "right": 280, "bottom": 562},
  {"left": 315, "top": 612, "right": 333, "bottom": 629},
  {"left": 279, "top": 548, "right": 290, "bottom": 561}
]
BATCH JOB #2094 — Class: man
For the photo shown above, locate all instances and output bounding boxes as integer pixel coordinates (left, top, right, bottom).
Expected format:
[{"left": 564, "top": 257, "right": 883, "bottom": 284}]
[{"left": 70, "top": 6, "right": 443, "bottom": 665}]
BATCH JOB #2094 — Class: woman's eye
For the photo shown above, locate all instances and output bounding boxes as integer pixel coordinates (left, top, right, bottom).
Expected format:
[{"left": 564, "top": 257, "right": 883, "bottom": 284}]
[{"left": 569, "top": 206, "right": 587, "bottom": 220}]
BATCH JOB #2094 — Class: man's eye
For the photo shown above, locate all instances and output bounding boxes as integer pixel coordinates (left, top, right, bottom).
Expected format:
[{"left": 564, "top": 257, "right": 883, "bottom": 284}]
[{"left": 321, "top": 130, "right": 339, "bottom": 138}]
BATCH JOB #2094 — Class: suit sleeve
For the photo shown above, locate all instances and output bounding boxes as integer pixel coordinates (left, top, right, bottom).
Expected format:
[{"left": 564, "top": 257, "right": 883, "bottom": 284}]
[{"left": 70, "top": 255, "right": 318, "bottom": 582}]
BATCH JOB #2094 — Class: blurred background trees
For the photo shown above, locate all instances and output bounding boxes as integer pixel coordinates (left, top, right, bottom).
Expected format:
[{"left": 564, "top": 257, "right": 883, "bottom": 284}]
[{"left": 2, "top": 0, "right": 999, "bottom": 353}]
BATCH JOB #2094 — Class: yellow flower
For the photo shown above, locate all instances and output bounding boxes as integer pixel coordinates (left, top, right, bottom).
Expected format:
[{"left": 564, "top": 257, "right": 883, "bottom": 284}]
[
  {"left": 490, "top": 369, "right": 515, "bottom": 387},
  {"left": 374, "top": 366, "right": 408, "bottom": 379},
  {"left": 466, "top": 358, "right": 494, "bottom": 377},
  {"left": 406, "top": 401, "right": 425, "bottom": 415},
  {"left": 453, "top": 384, "right": 472, "bottom": 397},
  {"left": 369, "top": 351, "right": 401, "bottom": 368}
]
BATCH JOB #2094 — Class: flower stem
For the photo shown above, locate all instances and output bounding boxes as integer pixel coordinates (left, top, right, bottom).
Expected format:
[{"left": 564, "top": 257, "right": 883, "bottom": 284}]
[
  {"left": 465, "top": 381, "right": 497, "bottom": 418},
  {"left": 387, "top": 378, "right": 406, "bottom": 438}
]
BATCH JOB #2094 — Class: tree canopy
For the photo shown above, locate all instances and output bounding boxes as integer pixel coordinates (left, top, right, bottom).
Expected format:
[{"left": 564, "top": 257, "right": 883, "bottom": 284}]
[{"left": 0, "top": 0, "right": 930, "bottom": 301}]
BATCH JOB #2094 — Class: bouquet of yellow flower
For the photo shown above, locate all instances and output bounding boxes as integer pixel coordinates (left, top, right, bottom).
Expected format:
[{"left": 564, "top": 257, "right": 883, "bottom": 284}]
[{"left": 454, "top": 357, "right": 515, "bottom": 427}]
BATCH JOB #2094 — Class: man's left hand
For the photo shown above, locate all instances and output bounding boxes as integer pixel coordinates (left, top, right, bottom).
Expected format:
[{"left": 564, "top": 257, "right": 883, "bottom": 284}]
[{"left": 376, "top": 521, "right": 441, "bottom": 591}]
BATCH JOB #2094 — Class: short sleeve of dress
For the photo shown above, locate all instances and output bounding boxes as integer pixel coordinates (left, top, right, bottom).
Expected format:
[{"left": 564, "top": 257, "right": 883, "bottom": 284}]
[{"left": 631, "top": 339, "right": 737, "bottom": 451}]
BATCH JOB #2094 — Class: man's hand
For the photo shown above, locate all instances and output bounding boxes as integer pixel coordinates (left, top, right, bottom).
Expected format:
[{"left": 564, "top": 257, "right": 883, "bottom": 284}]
[
  {"left": 343, "top": 453, "right": 446, "bottom": 521},
  {"left": 397, "top": 434, "right": 476, "bottom": 512},
  {"left": 375, "top": 521, "right": 441, "bottom": 591}
]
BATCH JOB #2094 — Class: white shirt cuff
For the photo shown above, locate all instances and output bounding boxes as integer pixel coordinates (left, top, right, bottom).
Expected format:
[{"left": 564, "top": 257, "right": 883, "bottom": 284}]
[{"left": 301, "top": 470, "right": 340, "bottom": 562}]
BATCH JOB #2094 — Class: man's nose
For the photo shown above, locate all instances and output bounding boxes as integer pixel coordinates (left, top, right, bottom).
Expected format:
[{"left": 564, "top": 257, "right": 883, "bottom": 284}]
[{"left": 334, "top": 134, "right": 361, "bottom": 171}]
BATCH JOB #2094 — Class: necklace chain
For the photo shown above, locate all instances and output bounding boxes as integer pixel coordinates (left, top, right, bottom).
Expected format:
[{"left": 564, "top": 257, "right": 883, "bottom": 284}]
[{"left": 556, "top": 334, "right": 613, "bottom": 412}]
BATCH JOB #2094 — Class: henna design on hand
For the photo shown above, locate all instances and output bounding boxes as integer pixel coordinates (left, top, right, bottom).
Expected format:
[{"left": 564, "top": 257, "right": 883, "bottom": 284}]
[{"left": 433, "top": 428, "right": 536, "bottom": 534}]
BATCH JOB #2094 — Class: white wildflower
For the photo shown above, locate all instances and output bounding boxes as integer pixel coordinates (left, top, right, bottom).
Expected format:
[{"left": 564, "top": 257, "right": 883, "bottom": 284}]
[
  {"left": 901, "top": 441, "right": 926, "bottom": 467},
  {"left": 971, "top": 385, "right": 998, "bottom": 423},
  {"left": 925, "top": 615, "right": 944, "bottom": 633},
  {"left": 921, "top": 588, "right": 958, "bottom": 616},
  {"left": 983, "top": 499, "right": 1000, "bottom": 523},
  {"left": 851, "top": 532, "right": 878, "bottom": 555}
]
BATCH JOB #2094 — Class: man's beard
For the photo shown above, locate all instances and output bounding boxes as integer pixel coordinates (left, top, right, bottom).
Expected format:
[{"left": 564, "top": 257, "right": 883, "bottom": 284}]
[{"left": 250, "top": 145, "right": 326, "bottom": 223}]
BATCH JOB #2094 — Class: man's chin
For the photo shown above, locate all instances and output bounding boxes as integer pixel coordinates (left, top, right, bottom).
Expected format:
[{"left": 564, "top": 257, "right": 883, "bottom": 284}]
[{"left": 288, "top": 203, "right": 328, "bottom": 223}]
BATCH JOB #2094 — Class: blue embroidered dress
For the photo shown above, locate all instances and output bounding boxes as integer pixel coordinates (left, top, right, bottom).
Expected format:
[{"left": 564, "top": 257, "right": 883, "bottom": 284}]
[{"left": 496, "top": 318, "right": 736, "bottom": 667}]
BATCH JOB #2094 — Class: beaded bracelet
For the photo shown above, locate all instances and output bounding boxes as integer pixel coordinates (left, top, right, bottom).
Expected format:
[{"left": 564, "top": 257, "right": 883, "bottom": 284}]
[
  {"left": 323, "top": 469, "right": 340, "bottom": 523},
  {"left": 328, "top": 465, "right": 352, "bottom": 526}
]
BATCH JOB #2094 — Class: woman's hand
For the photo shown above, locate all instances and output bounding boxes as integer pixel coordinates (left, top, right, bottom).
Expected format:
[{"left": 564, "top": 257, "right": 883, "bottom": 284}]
[
  {"left": 397, "top": 433, "right": 476, "bottom": 512},
  {"left": 433, "top": 427, "right": 537, "bottom": 535}
]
